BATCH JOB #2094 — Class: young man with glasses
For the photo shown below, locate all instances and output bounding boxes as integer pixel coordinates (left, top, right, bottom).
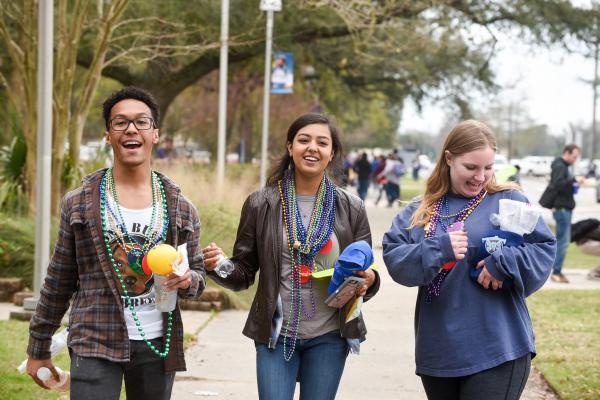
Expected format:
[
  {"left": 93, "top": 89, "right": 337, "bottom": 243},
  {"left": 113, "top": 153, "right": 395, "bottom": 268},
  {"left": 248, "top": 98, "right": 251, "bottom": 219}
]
[{"left": 26, "top": 86, "right": 205, "bottom": 399}]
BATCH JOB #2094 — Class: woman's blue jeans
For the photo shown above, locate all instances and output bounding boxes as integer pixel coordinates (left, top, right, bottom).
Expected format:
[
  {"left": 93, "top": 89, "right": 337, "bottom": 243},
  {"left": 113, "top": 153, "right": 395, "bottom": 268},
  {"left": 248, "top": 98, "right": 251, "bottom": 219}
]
[
  {"left": 552, "top": 209, "right": 572, "bottom": 274},
  {"left": 255, "top": 331, "right": 348, "bottom": 400}
]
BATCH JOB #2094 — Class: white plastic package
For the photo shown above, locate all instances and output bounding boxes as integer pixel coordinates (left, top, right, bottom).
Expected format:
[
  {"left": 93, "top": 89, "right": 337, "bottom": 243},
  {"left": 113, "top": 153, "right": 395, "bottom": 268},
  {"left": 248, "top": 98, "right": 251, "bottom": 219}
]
[
  {"left": 495, "top": 199, "right": 541, "bottom": 236},
  {"left": 17, "top": 328, "right": 69, "bottom": 373}
]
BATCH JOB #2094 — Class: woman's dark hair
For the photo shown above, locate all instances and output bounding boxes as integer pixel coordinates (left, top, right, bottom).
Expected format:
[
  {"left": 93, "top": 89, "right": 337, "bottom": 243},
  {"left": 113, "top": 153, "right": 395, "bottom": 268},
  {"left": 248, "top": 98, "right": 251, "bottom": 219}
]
[
  {"left": 102, "top": 86, "right": 160, "bottom": 130},
  {"left": 266, "top": 113, "right": 344, "bottom": 186}
]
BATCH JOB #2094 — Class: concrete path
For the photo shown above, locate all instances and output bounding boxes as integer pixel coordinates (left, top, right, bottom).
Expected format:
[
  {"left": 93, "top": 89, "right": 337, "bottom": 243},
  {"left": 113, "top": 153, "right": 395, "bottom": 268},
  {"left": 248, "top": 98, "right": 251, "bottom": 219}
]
[{"left": 173, "top": 204, "right": 425, "bottom": 399}]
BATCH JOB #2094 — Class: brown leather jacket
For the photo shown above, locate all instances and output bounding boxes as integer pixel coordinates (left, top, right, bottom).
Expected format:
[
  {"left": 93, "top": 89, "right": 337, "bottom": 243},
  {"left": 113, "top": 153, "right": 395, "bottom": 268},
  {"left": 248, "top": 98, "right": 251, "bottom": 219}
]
[{"left": 210, "top": 184, "right": 380, "bottom": 345}]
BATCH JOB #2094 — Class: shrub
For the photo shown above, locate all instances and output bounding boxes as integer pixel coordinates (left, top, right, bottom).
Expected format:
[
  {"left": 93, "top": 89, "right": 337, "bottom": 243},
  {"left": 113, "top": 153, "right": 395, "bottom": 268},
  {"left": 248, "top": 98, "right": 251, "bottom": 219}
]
[
  {"left": 0, "top": 215, "right": 36, "bottom": 288},
  {"left": 0, "top": 122, "right": 28, "bottom": 215}
]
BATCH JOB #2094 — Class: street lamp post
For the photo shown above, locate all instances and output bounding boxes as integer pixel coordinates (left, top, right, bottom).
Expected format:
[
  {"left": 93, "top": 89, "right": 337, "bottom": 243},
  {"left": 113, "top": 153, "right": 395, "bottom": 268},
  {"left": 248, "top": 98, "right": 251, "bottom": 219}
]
[
  {"left": 259, "top": 0, "right": 282, "bottom": 188},
  {"left": 25, "top": 0, "right": 54, "bottom": 311},
  {"left": 216, "top": 0, "right": 229, "bottom": 190},
  {"left": 591, "top": 40, "right": 599, "bottom": 161}
]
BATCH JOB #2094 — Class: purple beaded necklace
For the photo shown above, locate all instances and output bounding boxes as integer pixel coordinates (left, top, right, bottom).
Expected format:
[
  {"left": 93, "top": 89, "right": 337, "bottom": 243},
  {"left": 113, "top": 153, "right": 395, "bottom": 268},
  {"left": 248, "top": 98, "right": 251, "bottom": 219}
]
[
  {"left": 278, "top": 169, "right": 336, "bottom": 361},
  {"left": 424, "top": 190, "right": 486, "bottom": 303}
]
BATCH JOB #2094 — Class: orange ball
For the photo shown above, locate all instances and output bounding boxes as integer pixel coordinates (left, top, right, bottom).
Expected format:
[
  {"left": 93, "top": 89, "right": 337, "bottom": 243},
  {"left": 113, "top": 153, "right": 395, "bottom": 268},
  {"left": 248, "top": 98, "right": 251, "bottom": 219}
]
[{"left": 146, "top": 244, "right": 178, "bottom": 275}]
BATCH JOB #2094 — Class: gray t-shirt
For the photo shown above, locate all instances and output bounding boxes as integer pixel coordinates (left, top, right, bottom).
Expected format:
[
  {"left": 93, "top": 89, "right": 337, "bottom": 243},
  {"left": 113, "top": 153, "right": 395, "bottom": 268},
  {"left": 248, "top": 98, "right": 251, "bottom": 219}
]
[{"left": 280, "top": 195, "right": 340, "bottom": 339}]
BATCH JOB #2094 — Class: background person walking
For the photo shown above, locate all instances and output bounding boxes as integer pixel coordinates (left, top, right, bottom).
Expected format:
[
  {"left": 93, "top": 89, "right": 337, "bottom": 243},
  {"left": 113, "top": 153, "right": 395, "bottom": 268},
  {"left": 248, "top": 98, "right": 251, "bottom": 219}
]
[
  {"left": 540, "top": 144, "right": 585, "bottom": 283},
  {"left": 377, "top": 155, "right": 404, "bottom": 207},
  {"left": 353, "top": 152, "right": 372, "bottom": 200}
]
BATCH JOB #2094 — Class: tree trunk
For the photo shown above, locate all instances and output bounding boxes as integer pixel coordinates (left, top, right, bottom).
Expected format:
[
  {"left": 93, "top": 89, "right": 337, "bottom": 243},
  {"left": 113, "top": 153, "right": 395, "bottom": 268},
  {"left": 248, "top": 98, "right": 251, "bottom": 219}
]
[
  {"left": 50, "top": 0, "right": 86, "bottom": 213},
  {"left": 51, "top": 0, "right": 128, "bottom": 214},
  {"left": 20, "top": 0, "right": 38, "bottom": 212}
]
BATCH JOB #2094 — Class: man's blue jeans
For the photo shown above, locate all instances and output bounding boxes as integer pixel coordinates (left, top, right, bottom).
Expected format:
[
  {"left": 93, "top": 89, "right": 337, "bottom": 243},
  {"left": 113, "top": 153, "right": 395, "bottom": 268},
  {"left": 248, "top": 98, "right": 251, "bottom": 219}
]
[
  {"left": 385, "top": 182, "right": 400, "bottom": 205},
  {"left": 552, "top": 209, "right": 572, "bottom": 274},
  {"left": 255, "top": 331, "right": 348, "bottom": 400},
  {"left": 357, "top": 178, "right": 370, "bottom": 200}
]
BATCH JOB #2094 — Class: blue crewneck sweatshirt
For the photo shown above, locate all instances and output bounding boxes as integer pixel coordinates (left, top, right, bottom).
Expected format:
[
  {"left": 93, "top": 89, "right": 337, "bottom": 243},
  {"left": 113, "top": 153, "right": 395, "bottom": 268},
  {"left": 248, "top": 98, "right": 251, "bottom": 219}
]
[{"left": 382, "top": 190, "right": 556, "bottom": 377}]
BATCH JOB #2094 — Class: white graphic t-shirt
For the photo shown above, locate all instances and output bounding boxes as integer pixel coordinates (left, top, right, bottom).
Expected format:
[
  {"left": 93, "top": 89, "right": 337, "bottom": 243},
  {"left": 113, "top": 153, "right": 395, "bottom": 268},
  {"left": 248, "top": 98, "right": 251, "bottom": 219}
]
[{"left": 104, "top": 204, "right": 163, "bottom": 340}]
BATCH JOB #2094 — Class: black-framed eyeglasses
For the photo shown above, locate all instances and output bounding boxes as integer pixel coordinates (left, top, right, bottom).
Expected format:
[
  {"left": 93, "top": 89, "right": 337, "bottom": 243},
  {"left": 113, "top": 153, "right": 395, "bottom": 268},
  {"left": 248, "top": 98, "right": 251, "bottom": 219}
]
[{"left": 109, "top": 117, "right": 155, "bottom": 131}]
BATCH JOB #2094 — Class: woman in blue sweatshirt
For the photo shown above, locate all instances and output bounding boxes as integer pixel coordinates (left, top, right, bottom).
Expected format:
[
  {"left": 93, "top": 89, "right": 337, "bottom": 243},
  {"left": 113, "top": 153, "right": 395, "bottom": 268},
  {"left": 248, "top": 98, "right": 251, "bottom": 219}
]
[{"left": 382, "top": 120, "right": 556, "bottom": 400}]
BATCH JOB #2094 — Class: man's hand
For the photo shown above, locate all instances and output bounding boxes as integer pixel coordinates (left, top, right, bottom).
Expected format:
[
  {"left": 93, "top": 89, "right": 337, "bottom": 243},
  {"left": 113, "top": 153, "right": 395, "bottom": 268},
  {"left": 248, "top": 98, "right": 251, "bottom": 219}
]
[
  {"left": 163, "top": 269, "right": 193, "bottom": 291},
  {"left": 26, "top": 358, "right": 59, "bottom": 389}
]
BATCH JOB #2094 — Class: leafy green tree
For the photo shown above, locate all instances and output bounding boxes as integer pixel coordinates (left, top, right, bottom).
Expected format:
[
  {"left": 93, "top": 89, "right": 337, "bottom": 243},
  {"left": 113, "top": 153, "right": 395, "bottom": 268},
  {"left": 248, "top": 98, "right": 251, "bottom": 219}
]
[
  {"left": 85, "top": 1, "right": 600, "bottom": 154},
  {"left": 477, "top": 100, "right": 565, "bottom": 158},
  {"left": 2, "top": 0, "right": 600, "bottom": 213},
  {"left": 0, "top": 0, "right": 129, "bottom": 213}
]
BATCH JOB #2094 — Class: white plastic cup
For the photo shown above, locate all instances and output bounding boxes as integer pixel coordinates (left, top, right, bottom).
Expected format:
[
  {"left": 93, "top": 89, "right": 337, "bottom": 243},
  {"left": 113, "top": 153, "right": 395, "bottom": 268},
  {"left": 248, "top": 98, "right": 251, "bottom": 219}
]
[{"left": 154, "top": 274, "right": 177, "bottom": 312}]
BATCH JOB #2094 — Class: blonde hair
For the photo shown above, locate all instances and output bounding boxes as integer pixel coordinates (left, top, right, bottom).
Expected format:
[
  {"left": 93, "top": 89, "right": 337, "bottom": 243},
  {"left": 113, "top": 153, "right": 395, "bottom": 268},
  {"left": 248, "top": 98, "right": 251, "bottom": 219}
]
[{"left": 410, "top": 120, "right": 518, "bottom": 228}]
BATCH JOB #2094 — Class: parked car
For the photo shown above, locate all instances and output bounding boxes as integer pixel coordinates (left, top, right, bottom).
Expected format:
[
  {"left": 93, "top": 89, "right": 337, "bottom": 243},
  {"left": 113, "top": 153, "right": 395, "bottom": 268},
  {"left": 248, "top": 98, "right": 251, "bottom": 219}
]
[
  {"left": 190, "top": 150, "right": 211, "bottom": 164},
  {"left": 509, "top": 158, "right": 522, "bottom": 167},
  {"left": 575, "top": 158, "right": 600, "bottom": 178},
  {"left": 519, "top": 156, "right": 553, "bottom": 176},
  {"left": 417, "top": 154, "right": 432, "bottom": 176},
  {"left": 493, "top": 154, "right": 509, "bottom": 173},
  {"left": 80, "top": 141, "right": 112, "bottom": 166}
]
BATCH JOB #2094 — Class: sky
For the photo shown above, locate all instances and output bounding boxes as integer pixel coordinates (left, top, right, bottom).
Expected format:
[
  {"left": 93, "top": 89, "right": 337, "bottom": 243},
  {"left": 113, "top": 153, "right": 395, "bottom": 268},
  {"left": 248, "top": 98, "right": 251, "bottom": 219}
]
[{"left": 400, "top": 15, "right": 595, "bottom": 139}]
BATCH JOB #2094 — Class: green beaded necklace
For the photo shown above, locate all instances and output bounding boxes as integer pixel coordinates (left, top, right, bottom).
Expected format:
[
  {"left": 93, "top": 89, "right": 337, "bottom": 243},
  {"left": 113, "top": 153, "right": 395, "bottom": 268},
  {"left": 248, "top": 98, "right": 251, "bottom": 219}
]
[
  {"left": 100, "top": 168, "right": 173, "bottom": 359},
  {"left": 104, "top": 171, "right": 166, "bottom": 275}
]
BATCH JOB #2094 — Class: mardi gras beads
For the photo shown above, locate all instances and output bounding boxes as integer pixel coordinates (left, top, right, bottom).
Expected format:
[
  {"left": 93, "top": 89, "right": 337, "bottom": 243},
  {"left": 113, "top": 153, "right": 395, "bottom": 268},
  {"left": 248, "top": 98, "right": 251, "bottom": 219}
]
[
  {"left": 100, "top": 170, "right": 173, "bottom": 358},
  {"left": 278, "top": 169, "right": 336, "bottom": 361},
  {"left": 424, "top": 190, "right": 486, "bottom": 303}
]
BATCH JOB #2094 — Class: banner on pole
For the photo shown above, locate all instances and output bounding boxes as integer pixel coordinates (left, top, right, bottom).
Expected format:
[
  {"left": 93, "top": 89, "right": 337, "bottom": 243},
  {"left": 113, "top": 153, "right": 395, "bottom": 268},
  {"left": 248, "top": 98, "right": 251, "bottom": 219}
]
[{"left": 271, "top": 51, "right": 293, "bottom": 94}]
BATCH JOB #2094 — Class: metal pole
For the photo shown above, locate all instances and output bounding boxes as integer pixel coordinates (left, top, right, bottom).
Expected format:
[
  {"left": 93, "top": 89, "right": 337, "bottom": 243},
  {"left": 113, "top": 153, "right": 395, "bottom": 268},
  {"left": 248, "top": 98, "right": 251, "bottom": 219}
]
[
  {"left": 592, "top": 41, "right": 599, "bottom": 160},
  {"left": 216, "top": 0, "right": 229, "bottom": 189},
  {"left": 27, "top": 0, "right": 53, "bottom": 309},
  {"left": 259, "top": 10, "right": 274, "bottom": 187}
]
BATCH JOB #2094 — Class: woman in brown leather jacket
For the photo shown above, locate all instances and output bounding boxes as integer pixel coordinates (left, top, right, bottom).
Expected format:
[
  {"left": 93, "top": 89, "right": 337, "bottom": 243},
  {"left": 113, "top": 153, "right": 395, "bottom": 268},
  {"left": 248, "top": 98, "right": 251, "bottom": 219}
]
[{"left": 202, "top": 113, "right": 380, "bottom": 400}]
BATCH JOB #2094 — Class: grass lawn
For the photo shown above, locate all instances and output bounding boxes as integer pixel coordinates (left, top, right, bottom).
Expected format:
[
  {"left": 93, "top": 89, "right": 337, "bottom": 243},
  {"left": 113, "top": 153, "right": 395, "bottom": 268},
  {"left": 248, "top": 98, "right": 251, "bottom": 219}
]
[
  {"left": 0, "top": 320, "right": 70, "bottom": 400},
  {"left": 564, "top": 243, "right": 599, "bottom": 270},
  {"left": 529, "top": 290, "right": 600, "bottom": 400},
  {"left": 400, "top": 177, "right": 424, "bottom": 201},
  {"left": 0, "top": 320, "right": 194, "bottom": 399}
]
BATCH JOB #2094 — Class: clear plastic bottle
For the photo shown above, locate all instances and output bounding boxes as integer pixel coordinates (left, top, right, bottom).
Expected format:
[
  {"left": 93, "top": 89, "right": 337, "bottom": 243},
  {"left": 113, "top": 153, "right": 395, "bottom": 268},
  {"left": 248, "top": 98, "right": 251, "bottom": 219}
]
[
  {"left": 214, "top": 254, "right": 234, "bottom": 278},
  {"left": 37, "top": 366, "right": 70, "bottom": 392}
]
